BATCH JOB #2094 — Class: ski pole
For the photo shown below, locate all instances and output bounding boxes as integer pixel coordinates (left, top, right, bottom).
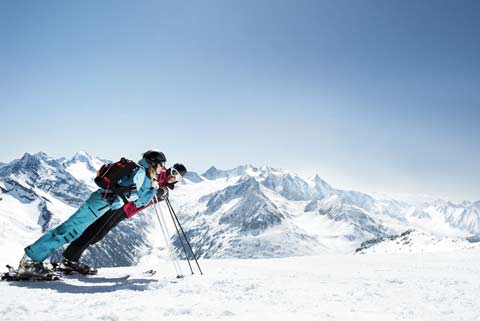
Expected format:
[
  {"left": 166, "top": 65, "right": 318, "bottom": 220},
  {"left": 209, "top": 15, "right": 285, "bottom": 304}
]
[
  {"left": 154, "top": 197, "right": 185, "bottom": 277},
  {"left": 165, "top": 197, "right": 203, "bottom": 275},
  {"left": 164, "top": 199, "right": 194, "bottom": 275},
  {"left": 153, "top": 199, "right": 183, "bottom": 278},
  {"left": 152, "top": 197, "right": 183, "bottom": 278}
]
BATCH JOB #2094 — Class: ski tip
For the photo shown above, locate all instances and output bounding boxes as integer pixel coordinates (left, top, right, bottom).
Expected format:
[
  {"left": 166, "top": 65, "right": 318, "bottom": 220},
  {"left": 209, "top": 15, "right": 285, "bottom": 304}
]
[{"left": 142, "top": 270, "right": 157, "bottom": 276}]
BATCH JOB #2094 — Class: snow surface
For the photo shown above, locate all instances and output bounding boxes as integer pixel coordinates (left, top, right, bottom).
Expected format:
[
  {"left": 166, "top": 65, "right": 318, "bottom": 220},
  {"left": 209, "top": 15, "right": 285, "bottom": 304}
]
[{"left": 1, "top": 251, "right": 480, "bottom": 321}]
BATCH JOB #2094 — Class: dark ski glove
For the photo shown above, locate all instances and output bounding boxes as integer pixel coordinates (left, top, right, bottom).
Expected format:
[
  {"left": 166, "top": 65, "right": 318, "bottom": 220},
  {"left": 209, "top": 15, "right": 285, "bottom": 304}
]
[{"left": 156, "top": 186, "right": 169, "bottom": 201}]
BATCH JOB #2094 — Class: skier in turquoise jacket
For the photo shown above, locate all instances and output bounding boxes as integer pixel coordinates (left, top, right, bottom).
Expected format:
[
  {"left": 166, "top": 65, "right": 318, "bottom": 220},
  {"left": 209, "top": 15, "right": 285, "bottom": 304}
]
[{"left": 17, "top": 150, "right": 167, "bottom": 277}]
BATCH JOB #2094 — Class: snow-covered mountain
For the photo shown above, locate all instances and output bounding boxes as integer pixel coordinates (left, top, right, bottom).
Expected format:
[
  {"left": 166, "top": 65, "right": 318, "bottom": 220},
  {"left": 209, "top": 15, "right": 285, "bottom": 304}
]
[
  {"left": 201, "top": 165, "right": 256, "bottom": 180},
  {"left": 426, "top": 200, "right": 480, "bottom": 235},
  {"left": 1, "top": 151, "right": 479, "bottom": 267},
  {"left": 173, "top": 175, "right": 322, "bottom": 259},
  {"left": 61, "top": 150, "right": 109, "bottom": 190},
  {"left": 170, "top": 163, "right": 480, "bottom": 259},
  {"left": 0, "top": 152, "right": 92, "bottom": 208},
  {"left": 355, "top": 229, "right": 480, "bottom": 254}
]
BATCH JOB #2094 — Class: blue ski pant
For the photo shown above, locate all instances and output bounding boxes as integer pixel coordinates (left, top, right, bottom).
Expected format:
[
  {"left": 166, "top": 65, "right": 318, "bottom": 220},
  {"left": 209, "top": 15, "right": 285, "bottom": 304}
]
[{"left": 24, "top": 191, "right": 117, "bottom": 262}]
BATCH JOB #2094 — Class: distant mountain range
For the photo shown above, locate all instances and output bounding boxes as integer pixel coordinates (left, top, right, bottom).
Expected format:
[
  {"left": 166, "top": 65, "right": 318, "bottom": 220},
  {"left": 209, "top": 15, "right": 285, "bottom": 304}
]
[{"left": 0, "top": 151, "right": 479, "bottom": 267}]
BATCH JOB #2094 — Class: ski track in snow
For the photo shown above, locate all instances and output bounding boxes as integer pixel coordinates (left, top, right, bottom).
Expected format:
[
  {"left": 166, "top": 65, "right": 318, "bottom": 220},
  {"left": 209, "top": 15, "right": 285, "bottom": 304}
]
[{"left": 1, "top": 251, "right": 480, "bottom": 321}]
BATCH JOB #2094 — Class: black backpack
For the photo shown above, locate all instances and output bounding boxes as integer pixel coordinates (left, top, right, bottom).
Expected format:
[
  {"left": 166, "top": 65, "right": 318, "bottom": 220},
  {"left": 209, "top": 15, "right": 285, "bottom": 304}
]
[{"left": 95, "top": 158, "right": 139, "bottom": 203}]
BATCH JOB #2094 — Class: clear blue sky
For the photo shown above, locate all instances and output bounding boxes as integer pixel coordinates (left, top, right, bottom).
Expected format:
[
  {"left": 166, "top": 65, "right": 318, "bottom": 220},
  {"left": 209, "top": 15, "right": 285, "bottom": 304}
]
[{"left": 1, "top": 0, "right": 479, "bottom": 201}]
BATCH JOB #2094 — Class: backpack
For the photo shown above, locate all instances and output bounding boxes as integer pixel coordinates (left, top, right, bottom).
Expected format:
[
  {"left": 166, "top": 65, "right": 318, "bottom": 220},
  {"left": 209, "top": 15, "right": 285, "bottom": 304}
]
[{"left": 94, "top": 158, "right": 139, "bottom": 203}]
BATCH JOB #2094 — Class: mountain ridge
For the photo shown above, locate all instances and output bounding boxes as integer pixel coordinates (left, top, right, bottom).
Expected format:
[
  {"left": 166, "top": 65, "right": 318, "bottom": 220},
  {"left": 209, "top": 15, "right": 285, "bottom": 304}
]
[{"left": 1, "top": 151, "right": 478, "bottom": 266}]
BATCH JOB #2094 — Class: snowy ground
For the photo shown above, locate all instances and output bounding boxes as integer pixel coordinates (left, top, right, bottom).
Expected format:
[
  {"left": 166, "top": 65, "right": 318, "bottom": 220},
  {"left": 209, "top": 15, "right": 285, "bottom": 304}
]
[{"left": 1, "top": 251, "right": 479, "bottom": 321}]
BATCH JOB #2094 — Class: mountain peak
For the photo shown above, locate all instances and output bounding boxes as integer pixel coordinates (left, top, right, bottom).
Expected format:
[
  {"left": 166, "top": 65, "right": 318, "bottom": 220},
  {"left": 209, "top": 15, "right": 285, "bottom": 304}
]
[
  {"left": 20, "top": 152, "right": 32, "bottom": 159},
  {"left": 16, "top": 152, "right": 53, "bottom": 165},
  {"left": 259, "top": 165, "right": 285, "bottom": 175},
  {"left": 202, "top": 166, "right": 220, "bottom": 179},
  {"left": 18, "top": 152, "right": 45, "bottom": 165},
  {"left": 238, "top": 175, "right": 260, "bottom": 190},
  {"left": 62, "top": 150, "right": 105, "bottom": 177},
  {"left": 314, "top": 174, "right": 331, "bottom": 186},
  {"left": 74, "top": 150, "right": 91, "bottom": 157},
  {"left": 312, "top": 173, "right": 328, "bottom": 183},
  {"left": 201, "top": 165, "right": 257, "bottom": 180},
  {"left": 183, "top": 171, "right": 204, "bottom": 183},
  {"left": 71, "top": 150, "right": 95, "bottom": 162},
  {"left": 263, "top": 165, "right": 275, "bottom": 171},
  {"left": 33, "top": 151, "right": 49, "bottom": 159}
]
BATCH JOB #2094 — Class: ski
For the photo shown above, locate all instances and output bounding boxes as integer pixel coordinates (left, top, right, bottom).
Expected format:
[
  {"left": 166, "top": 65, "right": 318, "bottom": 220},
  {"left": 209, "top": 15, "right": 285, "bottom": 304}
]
[
  {"left": 1, "top": 265, "right": 62, "bottom": 282},
  {"left": 130, "top": 270, "right": 184, "bottom": 282},
  {"left": 143, "top": 269, "right": 157, "bottom": 276},
  {"left": 52, "top": 262, "right": 98, "bottom": 276},
  {"left": 142, "top": 269, "right": 186, "bottom": 281},
  {"left": 2, "top": 263, "right": 186, "bottom": 283}
]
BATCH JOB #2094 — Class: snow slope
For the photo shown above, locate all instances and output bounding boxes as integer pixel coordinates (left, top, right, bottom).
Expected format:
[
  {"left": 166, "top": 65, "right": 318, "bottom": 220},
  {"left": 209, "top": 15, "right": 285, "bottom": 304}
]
[{"left": 1, "top": 251, "right": 480, "bottom": 321}]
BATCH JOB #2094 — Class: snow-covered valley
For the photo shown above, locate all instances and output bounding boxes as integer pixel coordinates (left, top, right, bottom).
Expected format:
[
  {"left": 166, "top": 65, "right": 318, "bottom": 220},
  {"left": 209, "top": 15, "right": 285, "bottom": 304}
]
[{"left": 1, "top": 251, "right": 480, "bottom": 321}]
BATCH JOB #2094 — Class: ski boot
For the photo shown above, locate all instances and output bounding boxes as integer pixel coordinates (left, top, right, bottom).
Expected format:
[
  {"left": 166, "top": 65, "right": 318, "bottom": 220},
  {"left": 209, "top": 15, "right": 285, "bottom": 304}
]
[
  {"left": 59, "top": 258, "right": 98, "bottom": 275},
  {"left": 12, "top": 255, "right": 61, "bottom": 281}
]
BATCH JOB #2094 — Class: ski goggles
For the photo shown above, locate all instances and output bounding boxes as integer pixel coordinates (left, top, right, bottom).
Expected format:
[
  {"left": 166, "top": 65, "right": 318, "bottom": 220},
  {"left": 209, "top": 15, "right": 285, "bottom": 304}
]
[{"left": 169, "top": 168, "right": 183, "bottom": 181}]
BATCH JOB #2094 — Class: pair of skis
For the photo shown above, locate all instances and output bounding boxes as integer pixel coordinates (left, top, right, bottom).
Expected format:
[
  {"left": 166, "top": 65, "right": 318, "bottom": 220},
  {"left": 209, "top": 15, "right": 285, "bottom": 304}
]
[
  {"left": 1, "top": 264, "right": 62, "bottom": 282},
  {"left": 1, "top": 264, "right": 158, "bottom": 282}
]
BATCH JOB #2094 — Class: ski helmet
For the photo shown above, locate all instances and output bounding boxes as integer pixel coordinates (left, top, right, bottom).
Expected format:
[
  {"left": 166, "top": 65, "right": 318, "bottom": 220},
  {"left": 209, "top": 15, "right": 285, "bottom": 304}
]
[
  {"left": 142, "top": 150, "right": 166, "bottom": 167},
  {"left": 168, "top": 163, "right": 187, "bottom": 180}
]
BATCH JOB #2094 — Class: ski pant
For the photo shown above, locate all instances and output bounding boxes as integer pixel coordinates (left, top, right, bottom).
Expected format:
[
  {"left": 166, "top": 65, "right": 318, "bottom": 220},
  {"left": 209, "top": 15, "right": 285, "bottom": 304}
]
[
  {"left": 62, "top": 207, "right": 127, "bottom": 262},
  {"left": 24, "top": 191, "right": 117, "bottom": 262}
]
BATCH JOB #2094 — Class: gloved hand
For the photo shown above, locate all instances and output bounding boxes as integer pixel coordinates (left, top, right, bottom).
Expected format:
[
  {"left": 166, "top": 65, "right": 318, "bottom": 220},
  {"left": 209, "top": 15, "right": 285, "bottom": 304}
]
[
  {"left": 105, "top": 193, "right": 117, "bottom": 204},
  {"left": 151, "top": 179, "right": 159, "bottom": 190},
  {"left": 156, "top": 186, "right": 169, "bottom": 201}
]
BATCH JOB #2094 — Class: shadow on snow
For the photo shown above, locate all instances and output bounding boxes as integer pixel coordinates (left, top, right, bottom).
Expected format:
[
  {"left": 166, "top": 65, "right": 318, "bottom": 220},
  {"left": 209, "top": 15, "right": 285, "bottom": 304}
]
[{"left": 6, "top": 276, "right": 161, "bottom": 294}]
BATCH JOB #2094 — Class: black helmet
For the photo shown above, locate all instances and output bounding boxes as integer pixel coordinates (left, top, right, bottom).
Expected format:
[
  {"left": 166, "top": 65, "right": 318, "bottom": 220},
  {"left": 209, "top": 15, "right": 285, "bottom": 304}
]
[
  {"left": 168, "top": 163, "right": 187, "bottom": 178},
  {"left": 142, "top": 150, "right": 166, "bottom": 167}
]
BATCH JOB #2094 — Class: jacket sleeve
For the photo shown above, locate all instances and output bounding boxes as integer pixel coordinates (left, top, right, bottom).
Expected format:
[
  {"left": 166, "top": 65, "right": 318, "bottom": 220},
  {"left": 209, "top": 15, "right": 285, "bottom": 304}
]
[
  {"left": 124, "top": 201, "right": 150, "bottom": 218},
  {"left": 124, "top": 179, "right": 169, "bottom": 218},
  {"left": 133, "top": 168, "right": 157, "bottom": 208}
]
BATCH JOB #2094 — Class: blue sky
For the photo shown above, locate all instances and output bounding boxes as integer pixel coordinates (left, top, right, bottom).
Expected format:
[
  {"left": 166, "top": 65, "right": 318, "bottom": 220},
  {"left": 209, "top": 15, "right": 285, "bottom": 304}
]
[{"left": 1, "top": 0, "right": 479, "bottom": 201}]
